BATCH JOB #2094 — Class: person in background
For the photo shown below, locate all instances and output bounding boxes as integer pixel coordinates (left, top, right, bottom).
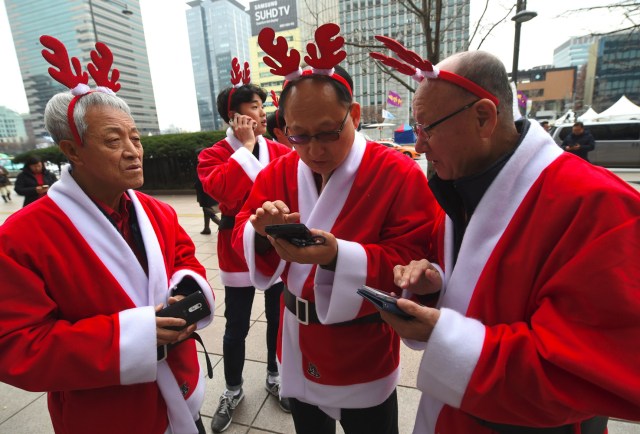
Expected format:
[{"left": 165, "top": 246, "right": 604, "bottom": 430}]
[
  {"left": 14, "top": 155, "right": 57, "bottom": 207},
  {"left": 195, "top": 148, "right": 220, "bottom": 235},
  {"left": 233, "top": 24, "right": 441, "bottom": 434},
  {"left": 198, "top": 58, "right": 292, "bottom": 433},
  {"left": 370, "top": 40, "right": 640, "bottom": 434},
  {"left": 561, "top": 121, "right": 595, "bottom": 161},
  {"left": 539, "top": 120, "right": 551, "bottom": 133},
  {"left": 0, "top": 36, "right": 215, "bottom": 434},
  {"left": 0, "top": 165, "right": 12, "bottom": 202},
  {"left": 266, "top": 109, "right": 292, "bottom": 148}
]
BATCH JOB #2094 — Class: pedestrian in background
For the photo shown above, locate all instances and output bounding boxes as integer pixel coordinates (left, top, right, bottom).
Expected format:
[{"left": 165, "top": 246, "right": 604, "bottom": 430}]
[
  {"left": 14, "top": 155, "right": 57, "bottom": 207},
  {"left": 561, "top": 121, "right": 595, "bottom": 161},
  {"left": 0, "top": 165, "right": 11, "bottom": 202},
  {"left": 195, "top": 148, "right": 220, "bottom": 234},
  {"left": 371, "top": 39, "right": 640, "bottom": 434}
]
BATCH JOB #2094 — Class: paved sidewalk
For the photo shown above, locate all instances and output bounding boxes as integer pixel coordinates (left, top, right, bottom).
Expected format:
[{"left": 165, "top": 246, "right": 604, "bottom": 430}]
[{"left": 1, "top": 178, "right": 639, "bottom": 433}]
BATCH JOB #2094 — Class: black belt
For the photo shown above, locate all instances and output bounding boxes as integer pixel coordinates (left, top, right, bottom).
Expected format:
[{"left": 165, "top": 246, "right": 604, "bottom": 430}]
[
  {"left": 219, "top": 214, "right": 235, "bottom": 230},
  {"left": 478, "top": 416, "right": 608, "bottom": 434},
  {"left": 283, "top": 285, "right": 382, "bottom": 326}
]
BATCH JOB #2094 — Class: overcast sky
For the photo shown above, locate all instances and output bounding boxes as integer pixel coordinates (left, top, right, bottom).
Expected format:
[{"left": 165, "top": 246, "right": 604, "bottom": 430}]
[{"left": 0, "top": 0, "right": 631, "bottom": 131}]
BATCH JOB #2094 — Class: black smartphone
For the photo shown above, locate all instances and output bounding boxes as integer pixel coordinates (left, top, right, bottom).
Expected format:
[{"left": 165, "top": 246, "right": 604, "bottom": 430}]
[
  {"left": 264, "top": 223, "right": 325, "bottom": 247},
  {"left": 156, "top": 290, "right": 211, "bottom": 331},
  {"left": 357, "top": 285, "right": 414, "bottom": 319}
]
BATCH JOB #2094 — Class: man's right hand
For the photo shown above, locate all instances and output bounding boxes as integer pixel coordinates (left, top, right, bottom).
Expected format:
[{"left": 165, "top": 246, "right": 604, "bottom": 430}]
[
  {"left": 231, "top": 113, "right": 258, "bottom": 150},
  {"left": 155, "top": 302, "right": 196, "bottom": 346},
  {"left": 249, "top": 200, "right": 300, "bottom": 237},
  {"left": 393, "top": 259, "right": 442, "bottom": 295}
]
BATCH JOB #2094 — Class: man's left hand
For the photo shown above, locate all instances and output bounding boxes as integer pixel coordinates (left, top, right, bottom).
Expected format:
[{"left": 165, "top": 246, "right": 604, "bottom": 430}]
[{"left": 380, "top": 298, "right": 440, "bottom": 342}]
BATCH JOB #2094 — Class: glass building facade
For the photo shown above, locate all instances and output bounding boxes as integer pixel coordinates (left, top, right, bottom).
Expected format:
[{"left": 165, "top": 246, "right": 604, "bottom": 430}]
[
  {"left": 186, "top": 0, "right": 251, "bottom": 131},
  {"left": 553, "top": 36, "right": 598, "bottom": 68},
  {"left": 5, "top": 0, "right": 159, "bottom": 139}
]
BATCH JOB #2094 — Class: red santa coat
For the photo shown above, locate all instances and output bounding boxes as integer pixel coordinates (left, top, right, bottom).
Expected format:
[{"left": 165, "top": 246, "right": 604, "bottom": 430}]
[
  {"left": 0, "top": 167, "right": 216, "bottom": 434},
  {"left": 409, "top": 121, "right": 640, "bottom": 433},
  {"left": 198, "top": 128, "right": 291, "bottom": 287},
  {"left": 233, "top": 133, "right": 442, "bottom": 415}
]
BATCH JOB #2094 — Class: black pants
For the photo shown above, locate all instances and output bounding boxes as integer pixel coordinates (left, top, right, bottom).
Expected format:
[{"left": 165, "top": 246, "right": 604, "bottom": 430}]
[
  {"left": 222, "top": 282, "right": 283, "bottom": 387},
  {"left": 289, "top": 389, "right": 399, "bottom": 434}
]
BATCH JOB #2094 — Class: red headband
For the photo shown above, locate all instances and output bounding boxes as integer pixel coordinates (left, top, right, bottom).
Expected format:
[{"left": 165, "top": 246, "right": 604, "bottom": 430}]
[
  {"left": 258, "top": 23, "right": 351, "bottom": 96},
  {"left": 40, "top": 35, "right": 121, "bottom": 146},
  {"left": 370, "top": 36, "right": 499, "bottom": 106},
  {"left": 227, "top": 57, "right": 251, "bottom": 114}
]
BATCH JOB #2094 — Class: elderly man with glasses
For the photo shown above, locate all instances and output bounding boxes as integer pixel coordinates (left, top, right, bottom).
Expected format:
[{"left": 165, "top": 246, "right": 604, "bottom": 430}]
[
  {"left": 232, "top": 25, "right": 442, "bottom": 434},
  {"left": 372, "top": 47, "right": 640, "bottom": 434}
]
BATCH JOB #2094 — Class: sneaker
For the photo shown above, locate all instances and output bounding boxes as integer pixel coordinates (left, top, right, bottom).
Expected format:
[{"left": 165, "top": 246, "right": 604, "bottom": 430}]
[
  {"left": 211, "top": 389, "right": 244, "bottom": 433},
  {"left": 265, "top": 377, "right": 291, "bottom": 413}
]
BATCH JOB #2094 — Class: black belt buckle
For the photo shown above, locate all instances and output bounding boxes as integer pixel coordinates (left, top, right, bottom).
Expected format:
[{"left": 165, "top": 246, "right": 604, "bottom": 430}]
[{"left": 296, "top": 296, "right": 309, "bottom": 325}]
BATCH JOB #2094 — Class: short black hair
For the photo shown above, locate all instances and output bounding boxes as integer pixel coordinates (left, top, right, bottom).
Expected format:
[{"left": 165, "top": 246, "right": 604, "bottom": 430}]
[
  {"left": 573, "top": 121, "right": 584, "bottom": 128},
  {"left": 540, "top": 120, "right": 549, "bottom": 126},
  {"left": 216, "top": 83, "right": 267, "bottom": 123},
  {"left": 266, "top": 109, "right": 286, "bottom": 138},
  {"left": 279, "top": 65, "right": 353, "bottom": 117},
  {"left": 24, "top": 155, "right": 42, "bottom": 167}
]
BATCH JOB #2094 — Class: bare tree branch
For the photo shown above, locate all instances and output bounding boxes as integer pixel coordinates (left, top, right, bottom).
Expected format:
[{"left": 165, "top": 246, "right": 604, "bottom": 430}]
[{"left": 474, "top": 5, "right": 516, "bottom": 51}]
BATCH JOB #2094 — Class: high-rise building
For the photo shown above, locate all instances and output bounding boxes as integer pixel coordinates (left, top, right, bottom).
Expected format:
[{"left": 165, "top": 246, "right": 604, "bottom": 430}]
[
  {"left": 186, "top": 0, "right": 251, "bottom": 131},
  {"left": 340, "top": 0, "right": 470, "bottom": 127},
  {"left": 553, "top": 35, "right": 598, "bottom": 68},
  {"left": 588, "top": 32, "right": 640, "bottom": 111},
  {"left": 0, "top": 106, "right": 28, "bottom": 144},
  {"left": 5, "top": 0, "right": 159, "bottom": 139}
]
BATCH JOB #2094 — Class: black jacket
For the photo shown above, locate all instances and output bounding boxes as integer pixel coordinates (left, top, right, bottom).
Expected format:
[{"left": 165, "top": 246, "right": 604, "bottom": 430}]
[
  {"left": 14, "top": 167, "right": 58, "bottom": 207},
  {"left": 561, "top": 130, "right": 596, "bottom": 161}
]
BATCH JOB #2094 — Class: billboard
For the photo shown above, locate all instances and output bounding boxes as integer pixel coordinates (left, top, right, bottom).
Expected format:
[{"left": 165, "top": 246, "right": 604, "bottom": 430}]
[{"left": 250, "top": 0, "right": 298, "bottom": 36}]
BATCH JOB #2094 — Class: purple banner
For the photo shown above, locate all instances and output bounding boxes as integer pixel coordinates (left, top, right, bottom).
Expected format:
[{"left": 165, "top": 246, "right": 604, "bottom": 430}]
[{"left": 387, "top": 91, "right": 402, "bottom": 107}]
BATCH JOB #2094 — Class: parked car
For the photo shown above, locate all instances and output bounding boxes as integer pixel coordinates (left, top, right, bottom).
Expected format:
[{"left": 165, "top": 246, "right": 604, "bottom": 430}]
[
  {"left": 378, "top": 140, "right": 421, "bottom": 160},
  {"left": 551, "top": 120, "right": 640, "bottom": 167}
]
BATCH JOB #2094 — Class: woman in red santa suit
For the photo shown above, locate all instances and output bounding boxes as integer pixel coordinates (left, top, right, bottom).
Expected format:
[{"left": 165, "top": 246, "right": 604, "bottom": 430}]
[
  {"left": 197, "top": 59, "right": 291, "bottom": 433},
  {"left": 232, "top": 24, "right": 442, "bottom": 434}
]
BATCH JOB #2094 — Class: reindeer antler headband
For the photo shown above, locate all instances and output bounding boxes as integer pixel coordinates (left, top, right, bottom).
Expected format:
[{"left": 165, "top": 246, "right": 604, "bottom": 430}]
[
  {"left": 227, "top": 57, "right": 251, "bottom": 114},
  {"left": 270, "top": 90, "right": 283, "bottom": 130},
  {"left": 258, "top": 23, "right": 351, "bottom": 95},
  {"left": 40, "top": 35, "right": 121, "bottom": 146},
  {"left": 370, "top": 35, "right": 499, "bottom": 106}
]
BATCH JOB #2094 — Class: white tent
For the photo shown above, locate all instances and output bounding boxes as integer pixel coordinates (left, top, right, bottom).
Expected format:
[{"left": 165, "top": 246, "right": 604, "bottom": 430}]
[
  {"left": 578, "top": 107, "right": 599, "bottom": 122},
  {"left": 555, "top": 110, "right": 576, "bottom": 125},
  {"left": 591, "top": 95, "right": 640, "bottom": 122}
]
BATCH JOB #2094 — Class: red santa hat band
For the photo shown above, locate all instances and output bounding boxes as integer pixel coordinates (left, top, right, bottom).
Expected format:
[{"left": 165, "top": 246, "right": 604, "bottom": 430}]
[
  {"left": 40, "top": 35, "right": 121, "bottom": 146},
  {"left": 227, "top": 57, "right": 251, "bottom": 114},
  {"left": 370, "top": 35, "right": 499, "bottom": 106},
  {"left": 258, "top": 23, "right": 352, "bottom": 96}
]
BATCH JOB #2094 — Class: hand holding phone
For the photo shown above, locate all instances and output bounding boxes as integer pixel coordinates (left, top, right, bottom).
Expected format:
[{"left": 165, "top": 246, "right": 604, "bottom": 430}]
[
  {"left": 264, "top": 223, "right": 326, "bottom": 247},
  {"left": 357, "top": 285, "right": 414, "bottom": 319},
  {"left": 156, "top": 290, "right": 211, "bottom": 331}
]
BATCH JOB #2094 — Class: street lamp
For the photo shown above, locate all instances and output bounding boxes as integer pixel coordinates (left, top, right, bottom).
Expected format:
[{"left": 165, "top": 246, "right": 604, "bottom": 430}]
[
  {"left": 511, "top": 0, "right": 537, "bottom": 85},
  {"left": 88, "top": 0, "right": 134, "bottom": 41}
]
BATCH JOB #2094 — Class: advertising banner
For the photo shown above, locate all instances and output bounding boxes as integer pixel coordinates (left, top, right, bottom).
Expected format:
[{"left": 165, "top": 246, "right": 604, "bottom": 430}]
[{"left": 250, "top": 0, "right": 298, "bottom": 36}]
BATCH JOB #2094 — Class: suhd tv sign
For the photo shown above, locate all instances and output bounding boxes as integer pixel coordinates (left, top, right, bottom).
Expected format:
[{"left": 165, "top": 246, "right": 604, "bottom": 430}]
[{"left": 250, "top": 0, "right": 298, "bottom": 36}]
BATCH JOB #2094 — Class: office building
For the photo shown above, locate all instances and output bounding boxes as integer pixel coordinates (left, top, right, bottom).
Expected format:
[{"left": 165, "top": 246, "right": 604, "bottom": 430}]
[
  {"left": 5, "top": 0, "right": 159, "bottom": 138},
  {"left": 186, "top": 0, "right": 251, "bottom": 131},
  {"left": 340, "top": 0, "right": 470, "bottom": 127},
  {"left": 587, "top": 32, "right": 640, "bottom": 111},
  {"left": 516, "top": 66, "right": 577, "bottom": 119},
  {"left": 0, "top": 107, "right": 28, "bottom": 145},
  {"left": 553, "top": 35, "right": 598, "bottom": 68}
]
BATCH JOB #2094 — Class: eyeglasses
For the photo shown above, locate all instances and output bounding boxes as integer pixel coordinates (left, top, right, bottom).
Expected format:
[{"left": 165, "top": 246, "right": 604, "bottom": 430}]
[
  {"left": 413, "top": 99, "right": 480, "bottom": 140},
  {"left": 285, "top": 106, "right": 352, "bottom": 145}
]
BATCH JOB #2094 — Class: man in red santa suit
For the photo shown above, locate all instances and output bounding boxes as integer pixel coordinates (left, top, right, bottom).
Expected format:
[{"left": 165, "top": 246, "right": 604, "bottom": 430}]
[
  {"left": 0, "top": 36, "right": 215, "bottom": 434},
  {"left": 370, "top": 45, "right": 640, "bottom": 434},
  {"left": 232, "top": 24, "right": 442, "bottom": 434},
  {"left": 197, "top": 59, "right": 291, "bottom": 433}
]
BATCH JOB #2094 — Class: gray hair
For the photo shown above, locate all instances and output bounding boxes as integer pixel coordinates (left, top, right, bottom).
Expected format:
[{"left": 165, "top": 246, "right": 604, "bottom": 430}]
[
  {"left": 447, "top": 51, "right": 514, "bottom": 123},
  {"left": 44, "top": 91, "right": 132, "bottom": 144}
]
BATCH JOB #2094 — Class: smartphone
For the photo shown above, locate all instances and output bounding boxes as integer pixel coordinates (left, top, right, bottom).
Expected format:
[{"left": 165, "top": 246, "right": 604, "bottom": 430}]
[
  {"left": 264, "top": 223, "right": 325, "bottom": 247},
  {"left": 156, "top": 290, "right": 211, "bottom": 331},
  {"left": 357, "top": 285, "right": 414, "bottom": 319}
]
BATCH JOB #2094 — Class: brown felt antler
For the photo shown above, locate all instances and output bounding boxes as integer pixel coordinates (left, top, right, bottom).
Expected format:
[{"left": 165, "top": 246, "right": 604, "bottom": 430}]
[
  {"left": 40, "top": 35, "right": 89, "bottom": 89},
  {"left": 88, "top": 42, "right": 121, "bottom": 93},
  {"left": 258, "top": 27, "right": 301, "bottom": 78},
  {"left": 304, "top": 23, "right": 346, "bottom": 70}
]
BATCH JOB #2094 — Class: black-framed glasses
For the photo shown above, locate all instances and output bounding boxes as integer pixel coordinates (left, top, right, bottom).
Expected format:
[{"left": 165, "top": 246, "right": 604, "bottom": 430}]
[
  {"left": 413, "top": 99, "right": 480, "bottom": 140},
  {"left": 286, "top": 105, "right": 352, "bottom": 145}
]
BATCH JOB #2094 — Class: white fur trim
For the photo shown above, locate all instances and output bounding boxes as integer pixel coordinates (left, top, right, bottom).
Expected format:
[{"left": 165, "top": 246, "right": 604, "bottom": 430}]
[
  {"left": 285, "top": 68, "right": 303, "bottom": 81},
  {"left": 314, "top": 239, "right": 367, "bottom": 324},
  {"left": 312, "top": 67, "right": 334, "bottom": 76},
  {"left": 418, "top": 308, "right": 485, "bottom": 407},
  {"left": 244, "top": 220, "right": 286, "bottom": 290},
  {"left": 226, "top": 129, "right": 269, "bottom": 182},
  {"left": 95, "top": 86, "right": 116, "bottom": 95},
  {"left": 413, "top": 71, "right": 425, "bottom": 82},
  {"left": 71, "top": 83, "right": 91, "bottom": 95},
  {"left": 157, "top": 362, "right": 199, "bottom": 434},
  {"left": 220, "top": 270, "right": 252, "bottom": 288},
  {"left": 118, "top": 306, "right": 157, "bottom": 385},
  {"left": 168, "top": 270, "right": 215, "bottom": 330}
]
